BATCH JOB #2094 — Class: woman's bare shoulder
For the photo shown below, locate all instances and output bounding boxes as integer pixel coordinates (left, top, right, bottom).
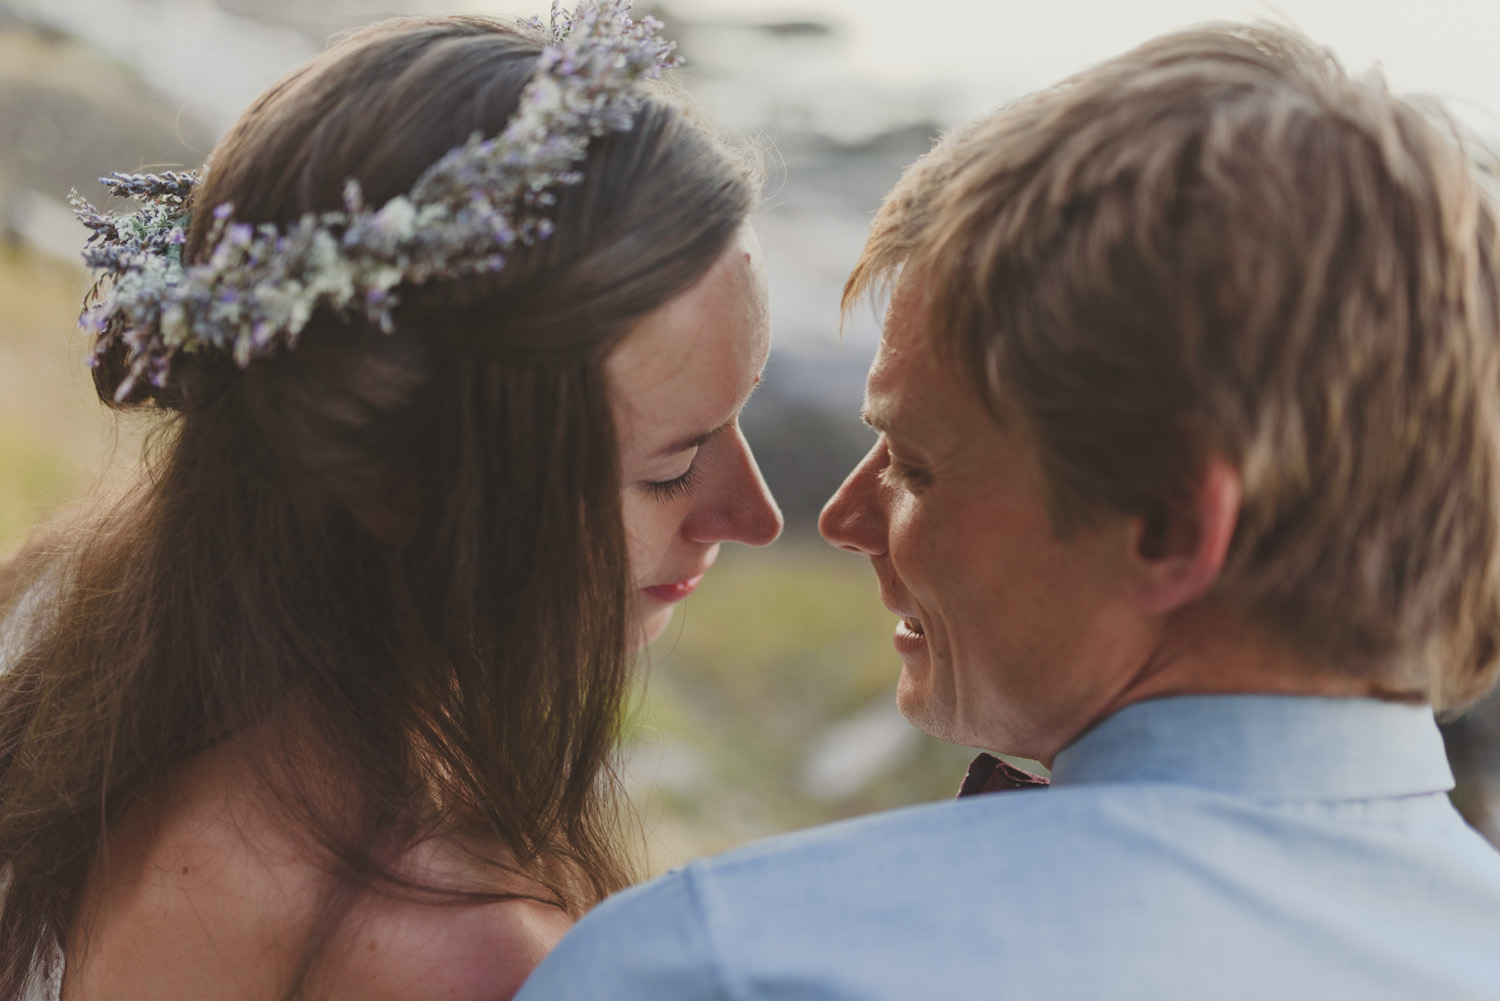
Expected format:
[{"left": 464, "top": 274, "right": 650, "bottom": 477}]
[
  {"left": 63, "top": 742, "right": 573, "bottom": 1001},
  {"left": 63, "top": 740, "right": 319, "bottom": 999},
  {"left": 318, "top": 878, "right": 573, "bottom": 1001}
]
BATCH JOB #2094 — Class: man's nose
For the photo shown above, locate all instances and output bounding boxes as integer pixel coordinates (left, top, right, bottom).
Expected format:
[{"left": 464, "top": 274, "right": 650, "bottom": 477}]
[
  {"left": 819, "top": 441, "right": 888, "bottom": 557},
  {"left": 685, "top": 427, "right": 783, "bottom": 547}
]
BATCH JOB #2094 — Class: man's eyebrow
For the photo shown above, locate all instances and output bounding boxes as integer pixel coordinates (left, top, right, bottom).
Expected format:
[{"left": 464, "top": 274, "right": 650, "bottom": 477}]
[{"left": 861, "top": 404, "right": 893, "bottom": 434}]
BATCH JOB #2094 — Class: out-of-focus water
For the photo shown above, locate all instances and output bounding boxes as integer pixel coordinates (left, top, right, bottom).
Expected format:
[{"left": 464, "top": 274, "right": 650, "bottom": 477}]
[
  {"left": 1, "top": 0, "right": 907, "bottom": 388},
  {"left": 14, "top": 0, "right": 1500, "bottom": 334},
  {"left": 667, "top": 0, "right": 1500, "bottom": 138},
  {"left": 7, "top": 0, "right": 315, "bottom": 132},
  {"left": 9, "top": 0, "right": 1500, "bottom": 398}
]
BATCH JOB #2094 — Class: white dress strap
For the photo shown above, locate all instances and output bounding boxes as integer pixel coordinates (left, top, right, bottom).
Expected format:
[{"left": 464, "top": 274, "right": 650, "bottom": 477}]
[
  {"left": 4, "top": 564, "right": 70, "bottom": 998},
  {"left": 24, "top": 946, "right": 63, "bottom": 1001}
]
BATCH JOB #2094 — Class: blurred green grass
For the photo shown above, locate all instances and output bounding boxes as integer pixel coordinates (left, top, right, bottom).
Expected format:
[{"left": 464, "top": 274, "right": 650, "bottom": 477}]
[
  {"left": 0, "top": 419, "right": 75, "bottom": 549},
  {"left": 0, "top": 245, "right": 123, "bottom": 557},
  {"left": 0, "top": 245, "right": 978, "bottom": 876},
  {"left": 626, "top": 540, "right": 979, "bottom": 871}
]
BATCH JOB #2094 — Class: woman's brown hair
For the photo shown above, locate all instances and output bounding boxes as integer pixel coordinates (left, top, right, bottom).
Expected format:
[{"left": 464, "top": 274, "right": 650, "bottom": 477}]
[{"left": 0, "top": 14, "right": 757, "bottom": 998}]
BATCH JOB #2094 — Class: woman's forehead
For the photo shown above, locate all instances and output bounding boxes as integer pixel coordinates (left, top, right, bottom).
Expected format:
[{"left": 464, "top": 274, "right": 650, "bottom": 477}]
[{"left": 606, "top": 230, "right": 770, "bottom": 452}]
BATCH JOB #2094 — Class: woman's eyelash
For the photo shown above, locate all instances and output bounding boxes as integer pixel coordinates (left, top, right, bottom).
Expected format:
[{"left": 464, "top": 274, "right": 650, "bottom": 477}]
[{"left": 643, "top": 462, "right": 702, "bottom": 502}]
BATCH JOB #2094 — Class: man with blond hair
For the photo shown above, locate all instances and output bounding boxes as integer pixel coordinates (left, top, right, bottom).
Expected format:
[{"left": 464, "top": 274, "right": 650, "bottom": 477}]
[{"left": 517, "top": 23, "right": 1500, "bottom": 999}]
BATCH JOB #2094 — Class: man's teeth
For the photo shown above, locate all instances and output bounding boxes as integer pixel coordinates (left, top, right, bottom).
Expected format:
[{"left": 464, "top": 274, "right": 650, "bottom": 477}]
[{"left": 903, "top": 616, "right": 925, "bottom": 636}]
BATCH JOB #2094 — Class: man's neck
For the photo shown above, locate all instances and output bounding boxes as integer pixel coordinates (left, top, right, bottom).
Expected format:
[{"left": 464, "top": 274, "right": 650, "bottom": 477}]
[
  {"left": 1094, "top": 599, "right": 1423, "bottom": 724},
  {"left": 1014, "top": 600, "right": 1429, "bottom": 769}
]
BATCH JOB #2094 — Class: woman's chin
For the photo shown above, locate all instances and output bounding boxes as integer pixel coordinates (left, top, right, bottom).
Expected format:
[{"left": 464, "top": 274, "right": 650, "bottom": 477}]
[{"left": 632, "top": 603, "right": 677, "bottom": 649}]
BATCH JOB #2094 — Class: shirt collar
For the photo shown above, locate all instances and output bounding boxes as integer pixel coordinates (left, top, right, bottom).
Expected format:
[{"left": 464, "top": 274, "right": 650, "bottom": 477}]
[{"left": 1049, "top": 694, "right": 1453, "bottom": 800}]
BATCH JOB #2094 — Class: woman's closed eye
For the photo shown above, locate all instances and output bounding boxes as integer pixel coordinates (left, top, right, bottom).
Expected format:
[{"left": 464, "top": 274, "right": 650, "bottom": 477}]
[{"left": 643, "top": 460, "right": 702, "bottom": 502}]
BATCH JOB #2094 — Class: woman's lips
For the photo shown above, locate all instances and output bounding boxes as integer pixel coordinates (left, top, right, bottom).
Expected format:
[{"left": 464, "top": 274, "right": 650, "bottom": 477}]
[{"left": 642, "top": 574, "right": 705, "bottom": 604}]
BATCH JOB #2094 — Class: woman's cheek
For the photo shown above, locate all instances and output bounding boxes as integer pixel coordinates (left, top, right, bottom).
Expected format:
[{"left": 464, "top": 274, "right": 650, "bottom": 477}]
[{"left": 620, "top": 492, "right": 655, "bottom": 585}]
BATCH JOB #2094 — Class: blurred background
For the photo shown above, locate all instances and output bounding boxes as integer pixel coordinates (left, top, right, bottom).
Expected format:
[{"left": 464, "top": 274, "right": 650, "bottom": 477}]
[{"left": 3, "top": 0, "right": 1500, "bottom": 871}]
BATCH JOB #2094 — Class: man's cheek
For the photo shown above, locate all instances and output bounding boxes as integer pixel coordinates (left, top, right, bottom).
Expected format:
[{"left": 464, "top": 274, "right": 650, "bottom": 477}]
[{"left": 890, "top": 507, "right": 944, "bottom": 580}]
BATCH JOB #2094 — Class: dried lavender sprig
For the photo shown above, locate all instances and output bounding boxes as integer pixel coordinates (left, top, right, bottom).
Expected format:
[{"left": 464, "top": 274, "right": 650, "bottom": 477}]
[
  {"left": 102, "top": 171, "right": 201, "bottom": 205},
  {"left": 72, "top": 0, "right": 674, "bottom": 402},
  {"left": 68, "top": 190, "right": 120, "bottom": 244}
]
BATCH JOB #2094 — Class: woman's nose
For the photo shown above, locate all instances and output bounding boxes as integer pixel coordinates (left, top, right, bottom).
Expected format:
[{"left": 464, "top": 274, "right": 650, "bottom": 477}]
[
  {"left": 685, "top": 428, "right": 783, "bottom": 547},
  {"left": 818, "top": 441, "right": 888, "bottom": 557}
]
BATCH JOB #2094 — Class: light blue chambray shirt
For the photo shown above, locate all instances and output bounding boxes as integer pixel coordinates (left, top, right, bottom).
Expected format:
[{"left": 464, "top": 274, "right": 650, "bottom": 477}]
[{"left": 516, "top": 695, "right": 1500, "bottom": 1000}]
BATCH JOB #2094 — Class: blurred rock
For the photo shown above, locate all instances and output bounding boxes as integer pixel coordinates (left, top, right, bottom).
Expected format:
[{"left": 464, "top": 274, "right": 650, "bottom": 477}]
[
  {"left": 1, "top": 190, "right": 79, "bottom": 260},
  {"left": 623, "top": 733, "right": 710, "bottom": 798},
  {"left": 9, "top": 0, "right": 312, "bottom": 133},
  {"left": 0, "top": 18, "right": 216, "bottom": 225},
  {"left": 742, "top": 393, "right": 871, "bottom": 533},
  {"left": 801, "top": 696, "right": 921, "bottom": 802}
]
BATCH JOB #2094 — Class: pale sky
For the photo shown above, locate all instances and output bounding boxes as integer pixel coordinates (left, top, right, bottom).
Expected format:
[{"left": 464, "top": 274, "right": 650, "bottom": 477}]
[
  {"left": 667, "top": 0, "right": 1500, "bottom": 123},
  {"left": 453, "top": 0, "right": 1500, "bottom": 140},
  {"left": 20, "top": 0, "right": 1500, "bottom": 139}
]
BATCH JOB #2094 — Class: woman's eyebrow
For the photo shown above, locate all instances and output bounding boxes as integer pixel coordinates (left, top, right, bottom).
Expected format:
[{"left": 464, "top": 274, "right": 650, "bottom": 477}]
[
  {"left": 649, "top": 370, "right": 764, "bottom": 460},
  {"left": 650, "top": 424, "right": 724, "bottom": 460}
]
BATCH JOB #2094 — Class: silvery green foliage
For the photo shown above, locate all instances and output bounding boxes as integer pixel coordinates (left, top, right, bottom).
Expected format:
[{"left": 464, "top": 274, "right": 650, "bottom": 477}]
[{"left": 69, "top": 0, "right": 679, "bottom": 401}]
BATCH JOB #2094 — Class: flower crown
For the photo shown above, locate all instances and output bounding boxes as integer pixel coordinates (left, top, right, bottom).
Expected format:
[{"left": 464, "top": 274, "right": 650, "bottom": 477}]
[{"left": 69, "top": 0, "right": 680, "bottom": 401}]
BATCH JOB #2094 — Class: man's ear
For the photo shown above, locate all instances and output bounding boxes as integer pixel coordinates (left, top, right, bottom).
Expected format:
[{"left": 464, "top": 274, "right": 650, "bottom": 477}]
[{"left": 1126, "top": 455, "right": 1242, "bottom": 616}]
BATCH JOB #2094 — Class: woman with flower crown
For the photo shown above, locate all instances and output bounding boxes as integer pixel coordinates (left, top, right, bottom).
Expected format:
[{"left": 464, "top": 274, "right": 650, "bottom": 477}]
[{"left": 0, "top": 3, "right": 781, "bottom": 998}]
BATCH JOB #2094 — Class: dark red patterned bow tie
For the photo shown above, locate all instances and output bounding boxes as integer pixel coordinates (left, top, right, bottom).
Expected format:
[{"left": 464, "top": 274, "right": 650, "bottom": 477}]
[{"left": 957, "top": 753, "right": 1050, "bottom": 798}]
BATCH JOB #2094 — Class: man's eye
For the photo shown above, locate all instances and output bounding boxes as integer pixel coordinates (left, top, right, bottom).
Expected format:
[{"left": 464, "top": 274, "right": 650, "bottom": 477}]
[
  {"left": 643, "top": 462, "right": 701, "bottom": 502},
  {"left": 881, "top": 458, "right": 930, "bottom": 491}
]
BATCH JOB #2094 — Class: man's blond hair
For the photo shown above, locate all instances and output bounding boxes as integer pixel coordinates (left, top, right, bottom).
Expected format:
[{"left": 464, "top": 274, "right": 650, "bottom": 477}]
[{"left": 847, "top": 23, "right": 1500, "bottom": 709}]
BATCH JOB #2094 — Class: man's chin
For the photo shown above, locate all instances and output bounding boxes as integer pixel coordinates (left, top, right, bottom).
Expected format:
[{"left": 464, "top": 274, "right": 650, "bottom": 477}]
[
  {"left": 895, "top": 671, "right": 963, "bottom": 744},
  {"left": 894, "top": 657, "right": 990, "bottom": 750}
]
